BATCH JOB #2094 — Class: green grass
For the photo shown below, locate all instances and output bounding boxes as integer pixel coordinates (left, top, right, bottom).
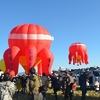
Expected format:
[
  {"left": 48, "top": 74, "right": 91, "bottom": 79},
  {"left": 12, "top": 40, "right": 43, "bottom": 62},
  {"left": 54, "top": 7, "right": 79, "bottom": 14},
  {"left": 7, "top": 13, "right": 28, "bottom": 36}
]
[{"left": 13, "top": 88, "right": 100, "bottom": 100}]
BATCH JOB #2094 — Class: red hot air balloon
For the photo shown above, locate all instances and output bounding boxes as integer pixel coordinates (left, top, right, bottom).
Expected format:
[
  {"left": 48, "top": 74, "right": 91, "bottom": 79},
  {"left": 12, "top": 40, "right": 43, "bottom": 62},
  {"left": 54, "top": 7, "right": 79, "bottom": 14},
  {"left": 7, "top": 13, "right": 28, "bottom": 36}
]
[
  {"left": 68, "top": 42, "right": 88, "bottom": 65},
  {"left": 3, "top": 24, "right": 54, "bottom": 76}
]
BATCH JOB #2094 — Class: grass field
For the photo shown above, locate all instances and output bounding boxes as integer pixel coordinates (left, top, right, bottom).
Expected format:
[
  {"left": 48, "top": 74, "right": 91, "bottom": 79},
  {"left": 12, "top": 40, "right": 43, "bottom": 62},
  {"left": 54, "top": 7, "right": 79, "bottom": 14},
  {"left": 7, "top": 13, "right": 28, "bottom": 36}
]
[{"left": 13, "top": 88, "right": 100, "bottom": 100}]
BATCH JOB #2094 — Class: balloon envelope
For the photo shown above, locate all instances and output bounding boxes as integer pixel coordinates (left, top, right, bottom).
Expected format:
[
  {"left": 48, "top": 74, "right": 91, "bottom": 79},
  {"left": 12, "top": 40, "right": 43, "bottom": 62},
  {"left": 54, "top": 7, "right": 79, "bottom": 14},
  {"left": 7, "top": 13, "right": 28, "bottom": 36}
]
[
  {"left": 68, "top": 42, "right": 88, "bottom": 65},
  {"left": 4, "top": 24, "right": 54, "bottom": 76}
]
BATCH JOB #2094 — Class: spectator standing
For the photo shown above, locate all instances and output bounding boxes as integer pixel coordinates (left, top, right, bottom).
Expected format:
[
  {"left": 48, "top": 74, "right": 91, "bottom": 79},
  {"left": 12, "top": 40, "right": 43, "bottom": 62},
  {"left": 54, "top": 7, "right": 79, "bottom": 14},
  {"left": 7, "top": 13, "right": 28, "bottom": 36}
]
[
  {"left": 0, "top": 69, "right": 4, "bottom": 76},
  {"left": 25, "top": 68, "right": 43, "bottom": 100},
  {"left": 94, "top": 77, "right": 99, "bottom": 94},
  {"left": 79, "top": 72, "right": 90, "bottom": 100},
  {"left": 41, "top": 73, "right": 48, "bottom": 100},
  {"left": 64, "top": 71, "right": 74, "bottom": 100},
  {"left": 16, "top": 76, "right": 21, "bottom": 93},
  {"left": 21, "top": 74, "right": 27, "bottom": 93},
  {"left": 0, "top": 69, "right": 4, "bottom": 82},
  {"left": 70, "top": 79, "right": 77, "bottom": 100},
  {"left": 62, "top": 74, "right": 66, "bottom": 94},
  {"left": 0, "top": 72, "right": 15, "bottom": 100},
  {"left": 51, "top": 71, "right": 60, "bottom": 100},
  {"left": 86, "top": 79, "right": 89, "bottom": 88},
  {"left": 59, "top": 74, "right": 63, "bottom": 93}
]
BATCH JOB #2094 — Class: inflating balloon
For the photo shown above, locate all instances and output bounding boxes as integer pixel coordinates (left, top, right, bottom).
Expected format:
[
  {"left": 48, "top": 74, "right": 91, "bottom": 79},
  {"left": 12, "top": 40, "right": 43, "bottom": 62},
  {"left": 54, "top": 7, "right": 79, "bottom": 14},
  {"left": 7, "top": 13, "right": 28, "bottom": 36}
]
[
  {"left": 3, "top": 24, "right": 54, "bottom": 76},
  {"left": 68, "top": 42, "right": 88, "bottom": 65}
]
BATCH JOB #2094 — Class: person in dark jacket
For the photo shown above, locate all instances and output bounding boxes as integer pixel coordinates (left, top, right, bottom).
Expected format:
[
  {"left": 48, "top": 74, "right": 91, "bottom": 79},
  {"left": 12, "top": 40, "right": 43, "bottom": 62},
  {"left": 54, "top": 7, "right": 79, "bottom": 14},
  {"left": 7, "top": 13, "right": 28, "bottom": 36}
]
[
  {"left": 79, "top": 72, "right": 89, "bottom": 100},
  {"left": 51, "top": 71, "right": 60, "bottom": 100},
  {"left": 64, "top": 71, "right": 74, "bottom": 100},
  {"left": 21, "top": 74, "right": 27, "bottom": 93},
  {"left": 41, "top": 72, "right": 48, "bottom": 100}
]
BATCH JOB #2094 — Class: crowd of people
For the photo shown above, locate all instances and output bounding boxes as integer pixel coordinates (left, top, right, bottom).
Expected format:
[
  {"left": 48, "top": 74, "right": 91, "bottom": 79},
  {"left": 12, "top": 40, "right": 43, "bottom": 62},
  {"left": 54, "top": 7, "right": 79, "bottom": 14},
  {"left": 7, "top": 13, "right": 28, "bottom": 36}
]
[{"left": 0, "top": 68, "right": 100, "bottom": 100}]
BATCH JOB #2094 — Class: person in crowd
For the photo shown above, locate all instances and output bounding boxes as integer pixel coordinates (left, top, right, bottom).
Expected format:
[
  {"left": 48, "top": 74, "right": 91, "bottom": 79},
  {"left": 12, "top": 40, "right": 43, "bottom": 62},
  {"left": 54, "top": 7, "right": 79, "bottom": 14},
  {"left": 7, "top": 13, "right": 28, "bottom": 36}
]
[
  {"left": 16, "top": 76, "right": 22, "bottom": 93},
  {"left": 59, "top": 74, "right": 63, "bottom": 93},
  {"left": 41, "top": 72, "right": 48, "bottom": 100},
  {"left": 0, "top": 73, "right": 4, "bottom": 82},
  {"left": 71, "top": 79, "right": 77, "bottom": 100},
  {"left": 12, "top": 76, "right": 18, "bottom": 91},
  {"left": 64, "top": 71, "right": 75, "bottom": 100},
  {"left": 86, "top": 79, "right": 89, "bottom": 96},
  {"left": 79, "top": 71, "right": 90, "bottom": 100},
  {"left": 86, "top": 79, "right": 89, "bottom": 88},
  {"left": 21, "top": 74, "right": 27, "bottom": 93},
  {"left": 94, "top": 77, "right": 99, "bottom": 94},
  {"left": 0, "top": 69, "right": 4, "bottom": 82},
  {"left": 25, "top": 68, "right": 43, "bottom": 100},
  {"left": 0, "top": 72, "right": 15, "bottom": 100},
  {"left": 62, "top": 73, "right": 66, "bottom": 94},
  {"left": 51, "top": 71, "right": 60, "bottom": 100},
  {"left": 0, "top": 69, "right": 4, "bottom": 76}
]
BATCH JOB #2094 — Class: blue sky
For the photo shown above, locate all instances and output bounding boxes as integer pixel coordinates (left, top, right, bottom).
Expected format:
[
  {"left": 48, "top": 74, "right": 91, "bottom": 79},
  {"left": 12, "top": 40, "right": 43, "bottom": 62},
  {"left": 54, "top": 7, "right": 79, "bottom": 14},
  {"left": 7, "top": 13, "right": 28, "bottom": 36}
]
[{"left": 0, "top": 0, "right": 100, "bottom": 72}]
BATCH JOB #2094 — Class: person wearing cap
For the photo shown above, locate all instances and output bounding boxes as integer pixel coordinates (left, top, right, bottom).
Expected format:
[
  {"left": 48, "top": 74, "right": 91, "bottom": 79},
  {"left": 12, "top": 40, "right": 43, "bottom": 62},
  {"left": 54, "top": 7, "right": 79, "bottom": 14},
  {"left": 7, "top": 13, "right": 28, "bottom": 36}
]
[{"left": 25, "top": 68, "right": 43, "bottom": 100}]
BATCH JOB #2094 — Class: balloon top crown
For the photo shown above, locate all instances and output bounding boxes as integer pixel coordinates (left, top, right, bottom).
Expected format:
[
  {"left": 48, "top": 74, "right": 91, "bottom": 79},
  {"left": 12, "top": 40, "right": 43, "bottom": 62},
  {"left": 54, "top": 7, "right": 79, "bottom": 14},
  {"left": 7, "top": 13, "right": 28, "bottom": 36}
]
[
  {"left": 70, "top": 42, "right": 86, "bottom": 47},
  {"left": 9, "top": 24, "right": 54, "bottom": 41}
]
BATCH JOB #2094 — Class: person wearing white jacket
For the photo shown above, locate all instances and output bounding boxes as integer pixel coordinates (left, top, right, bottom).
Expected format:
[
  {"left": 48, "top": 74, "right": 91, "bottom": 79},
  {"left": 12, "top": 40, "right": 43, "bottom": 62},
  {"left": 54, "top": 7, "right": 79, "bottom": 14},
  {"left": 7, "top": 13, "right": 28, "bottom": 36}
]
[
  {"left": 0, "top": 72, "right": 15, "bottom": 100},
  {"left": 94, "top": 77, "right": 99, "bottom": 94}
]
